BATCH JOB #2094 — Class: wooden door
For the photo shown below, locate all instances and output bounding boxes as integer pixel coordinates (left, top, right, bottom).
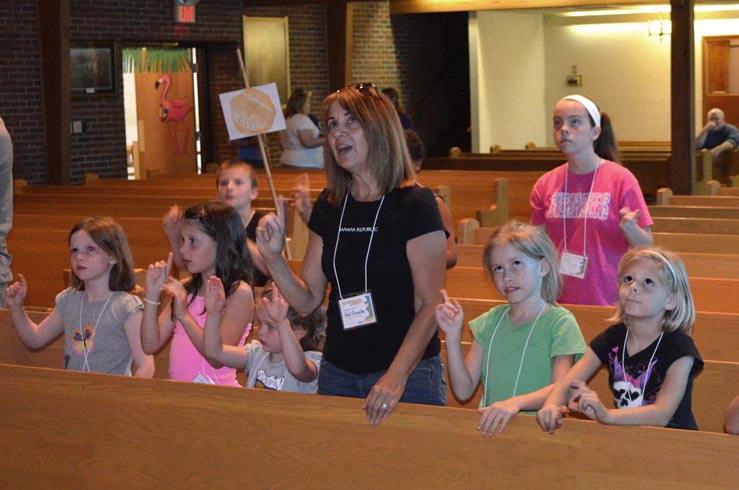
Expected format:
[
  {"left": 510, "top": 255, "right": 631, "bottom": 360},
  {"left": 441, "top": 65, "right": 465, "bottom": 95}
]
[
  {"left": 134, "top": 57, "right": 196, "bottom": 177},
  {"left": 702, "top": 36, "right": 739, "bottom": 125}
]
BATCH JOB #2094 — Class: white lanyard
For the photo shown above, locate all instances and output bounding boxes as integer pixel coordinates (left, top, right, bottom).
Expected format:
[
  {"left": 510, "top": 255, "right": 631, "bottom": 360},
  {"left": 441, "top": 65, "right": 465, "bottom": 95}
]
[
  {"left": 562, "top": 161, "right": 600, "bottom": 256},
  {"left": 482, "top": 303, "right": 548, "bottom": 406},
  {"left": 78, "top": 292, "right": 113, "bottom": 372},
  {"left": 622, "top": 328, "right": 664, "bottom": 402},
  {"left": 332, "top": 193, "right": 385, "bottom": 300}
]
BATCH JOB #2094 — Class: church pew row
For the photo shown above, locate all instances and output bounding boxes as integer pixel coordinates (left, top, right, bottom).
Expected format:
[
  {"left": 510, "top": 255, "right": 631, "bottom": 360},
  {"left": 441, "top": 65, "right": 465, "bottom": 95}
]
[
  {"left": 444, "top": 266, "right": 739, "bottom": 315},
  {"left": 8, "top": 208, "right": 308, "bottom": 307},
  {"left": 462, "top": 222, "right": 739, "bottom": 256},
  {"left": 421, "top": 154, "right": 669, "bottom": 200},
  {"left": 0, "top": 310, "right": 735, "bottom": 435},
  {"left": 648, "top": 204, "right": 739, "bottom": 220},
  {"left": 440, "top": 297, "right": 739, "bottom": 363},
  {"left": 455, "top": 244, "right": 739, "bottom": 280},
  {"left": 2, "top": 364, "right": 736, "bottom": 488},
  {"left": 442, "top": 342, "right": 738, "bottom": 434},
  {"left": 657, "top": 187, "right": 739, "bottom": 207}
]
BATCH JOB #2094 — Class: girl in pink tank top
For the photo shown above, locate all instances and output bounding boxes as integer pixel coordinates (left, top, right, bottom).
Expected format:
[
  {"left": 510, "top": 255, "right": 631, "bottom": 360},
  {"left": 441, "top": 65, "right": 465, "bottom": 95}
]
[{"left": 141, "top": 201, "right": 255, "bottom": 386}]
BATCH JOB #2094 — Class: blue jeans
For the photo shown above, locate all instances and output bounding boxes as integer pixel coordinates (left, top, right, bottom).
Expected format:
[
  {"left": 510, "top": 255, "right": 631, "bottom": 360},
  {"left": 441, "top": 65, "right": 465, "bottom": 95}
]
[{"left": 318, "top": 354, "right": 447, "bottom": 406}]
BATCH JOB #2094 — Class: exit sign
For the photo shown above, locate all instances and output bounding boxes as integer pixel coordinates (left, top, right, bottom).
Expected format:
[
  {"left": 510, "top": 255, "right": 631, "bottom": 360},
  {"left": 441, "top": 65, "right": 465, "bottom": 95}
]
[{"left": 175, "top": 1, "right": 196, "bottom": 24}]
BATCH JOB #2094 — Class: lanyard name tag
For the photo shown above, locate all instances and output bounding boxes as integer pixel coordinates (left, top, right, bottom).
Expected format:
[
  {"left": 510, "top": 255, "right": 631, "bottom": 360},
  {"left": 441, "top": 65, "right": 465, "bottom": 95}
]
[
  {"left": 560, "top": 251, "right": 588, "bottom": 279},
  {"left": 338, "top": 292, "right": 378, "bottom": 330},
  {"left": 192, "top": 373, "right": 216, "bottom": 384}
]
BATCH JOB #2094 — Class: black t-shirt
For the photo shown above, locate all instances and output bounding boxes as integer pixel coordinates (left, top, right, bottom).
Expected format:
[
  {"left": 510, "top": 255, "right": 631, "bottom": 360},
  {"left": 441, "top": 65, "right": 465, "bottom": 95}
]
[
  {"left": 245, "top": 210, "right": 268, "bottom": 287},
  {"left": 308, "top": 184, "right": 444, "bottom": 373},
  {"left": 590, "top": 323, "right": 704, "bottom": 430}
]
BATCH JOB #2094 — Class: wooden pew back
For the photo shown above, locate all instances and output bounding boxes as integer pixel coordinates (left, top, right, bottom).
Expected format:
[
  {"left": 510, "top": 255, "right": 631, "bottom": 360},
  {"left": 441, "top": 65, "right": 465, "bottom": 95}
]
[{"left": 2, "top": 364, "right": 737, "bottom": 488}]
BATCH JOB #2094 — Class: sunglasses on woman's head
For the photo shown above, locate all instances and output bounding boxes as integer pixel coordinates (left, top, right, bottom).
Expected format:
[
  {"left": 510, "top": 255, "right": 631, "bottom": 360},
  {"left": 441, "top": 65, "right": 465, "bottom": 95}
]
[{"left": 337, "top": 82, "right": 380, "bottom": 96}]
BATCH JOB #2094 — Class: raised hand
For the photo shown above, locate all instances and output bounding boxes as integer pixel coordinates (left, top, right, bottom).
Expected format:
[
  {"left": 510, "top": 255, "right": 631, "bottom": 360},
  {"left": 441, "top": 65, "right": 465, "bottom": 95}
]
[
  {"left": 161, "top": 276, "right": 188, "bottom": 321},
  {"left": 256, "top": 196, "right": 287, "bottom": 258},
  {"left": 261, "top": 283, "right": 289, "bottom": 325},
  {"left": 5, "top": 274, "right": 28, "bottom": 309},
  {"left": 162, "top": 205, "right": 183, "bottom": 240},
  {"left": 477, "top": 398, "right": 521, "bottom": 436},
  {"left": 145, "top": 253, "right": 173, "bottom": 299},
  {"left": 204, "top": 276, "right": 226, "bottom": 314},
  {"left": 618, "top": 207, "right": 641, "bottom": 234},
  {"left": 434, "top": 289, "right": 464, "bottom": 342}
]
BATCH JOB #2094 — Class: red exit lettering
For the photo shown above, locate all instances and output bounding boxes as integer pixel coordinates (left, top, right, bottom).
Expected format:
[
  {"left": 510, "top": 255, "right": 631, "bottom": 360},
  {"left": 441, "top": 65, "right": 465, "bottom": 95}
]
[{"left": 178, "top": 5, "right": 194, "bottom": 23}]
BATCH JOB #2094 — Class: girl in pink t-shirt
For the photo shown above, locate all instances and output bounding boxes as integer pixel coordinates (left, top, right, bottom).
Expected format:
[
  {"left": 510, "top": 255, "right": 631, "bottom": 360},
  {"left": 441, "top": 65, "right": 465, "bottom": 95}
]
[
  {"left": 530, "top": 95, "right": 654, "bottom": 306},
  {"left": 141, "top": 201, "right": 254, "bottom": 386}
]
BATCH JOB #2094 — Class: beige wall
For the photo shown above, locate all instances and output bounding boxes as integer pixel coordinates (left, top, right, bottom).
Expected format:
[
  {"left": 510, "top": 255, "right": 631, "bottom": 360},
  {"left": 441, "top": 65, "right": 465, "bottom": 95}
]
[
  {"left": 471, "top": 10, "right": 739, "bottom": 149},
  {"left": 470, "top": 11, "right": 547, "bottom": 152}
]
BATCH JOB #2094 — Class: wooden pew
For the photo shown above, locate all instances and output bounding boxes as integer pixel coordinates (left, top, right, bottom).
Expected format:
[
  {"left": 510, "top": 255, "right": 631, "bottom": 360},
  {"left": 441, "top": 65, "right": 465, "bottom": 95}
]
[
  {"left": 442, "top": 297, "right": 739, "bottom": 363},
  {"left": 657, "top": 187, "right": 739, "bottom": 207},
  {"left": 2, "top": 364, "right": 737, "bottom": 488},
  {"left": 648, "top": 204, "right": 739, "bottom": 220},
  {"left": 2, "top": 305, "right": 734, "bottom": 435},
  {"left": 456, "top": 244, "right": 739, "bottom": 280},
  {"left": 444, "top": 265, "right": 739, "bottom": 314},
  {"left": 441, "top": 342, "right": 738, "bottom": 433}
]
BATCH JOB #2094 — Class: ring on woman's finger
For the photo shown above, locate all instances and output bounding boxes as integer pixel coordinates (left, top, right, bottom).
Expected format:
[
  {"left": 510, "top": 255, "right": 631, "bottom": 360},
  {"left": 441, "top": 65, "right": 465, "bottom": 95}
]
[{"left": 381, "top": 402, "right": 389, "bottom": 410}]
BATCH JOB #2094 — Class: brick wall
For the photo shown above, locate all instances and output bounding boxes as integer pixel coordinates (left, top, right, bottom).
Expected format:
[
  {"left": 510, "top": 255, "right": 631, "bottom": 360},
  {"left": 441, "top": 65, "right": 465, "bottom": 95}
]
[
  {"left": 0, "top": 0, "right": 46, "bottom": 183},
  {"left": 352, "top": 3, "right": 470, "bottom": 156},
  {"left": 243, "top": 5, "right": 329, "bottom": 164},
  {"left": 0, "top": 1, "right": 468, "bottom": 183}
]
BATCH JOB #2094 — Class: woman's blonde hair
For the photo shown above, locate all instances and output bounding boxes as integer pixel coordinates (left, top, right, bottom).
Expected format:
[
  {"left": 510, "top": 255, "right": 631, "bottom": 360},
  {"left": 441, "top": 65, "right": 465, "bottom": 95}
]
[
  {"left": 482, "top": 220, "right": 561, "bottom": 304},
  {"left": 320, "top": 84, "right": 415, "bottom": 205},
  {"left": 607, "top": 246, "right": 695, "bottom": 334}
]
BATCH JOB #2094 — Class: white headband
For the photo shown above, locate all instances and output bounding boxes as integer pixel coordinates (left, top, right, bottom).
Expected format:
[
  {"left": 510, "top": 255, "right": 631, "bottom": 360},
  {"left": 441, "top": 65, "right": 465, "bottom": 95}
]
[{"left": 561, "top": 94, "right": 601, "bottom": 128}]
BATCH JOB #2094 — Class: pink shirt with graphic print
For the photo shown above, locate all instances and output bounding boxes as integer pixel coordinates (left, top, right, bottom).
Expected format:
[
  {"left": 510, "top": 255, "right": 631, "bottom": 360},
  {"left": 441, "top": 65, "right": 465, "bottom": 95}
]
[{"left": 530, "top": 160, "right": 652, "bottom": 306}]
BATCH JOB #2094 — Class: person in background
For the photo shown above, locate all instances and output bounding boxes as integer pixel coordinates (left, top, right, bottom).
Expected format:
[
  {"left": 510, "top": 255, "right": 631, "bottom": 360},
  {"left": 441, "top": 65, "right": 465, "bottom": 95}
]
[
  {"left": 232, "top": 136, "right": 264, "bottom": 169},
  {"left": 405, "top": 129, "right": 456, "bottom": 268},
  {"left": 382, "top": 87, "right": 413, "bottom": 130},
  {"left": 530, "top": 94, "right": 653, "bottom": 306},
  {"left": 0, "top": 116, "right": 12, "bottom": 307},
  {"left": 695, "top": 108, "right": 739, "bottom": 160},
  {"left": 279, "top": 89, "right": 324, "bottom": 169}
]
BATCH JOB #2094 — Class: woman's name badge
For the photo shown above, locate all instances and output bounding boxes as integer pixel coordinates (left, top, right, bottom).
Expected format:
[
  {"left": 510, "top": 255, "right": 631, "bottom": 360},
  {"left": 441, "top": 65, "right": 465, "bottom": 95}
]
[
  {"left": 338, "top": 292, "right": 378, "bottom": 330},
  {"left": 560, "top": 251, "right": 588, "bottom": 279}
]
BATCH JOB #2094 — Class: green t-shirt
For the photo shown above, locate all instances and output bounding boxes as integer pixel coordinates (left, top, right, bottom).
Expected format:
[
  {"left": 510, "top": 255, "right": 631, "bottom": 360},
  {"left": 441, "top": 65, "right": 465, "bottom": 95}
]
[{"left": 469, "top": 304, "right": 586, "bottom": 408}]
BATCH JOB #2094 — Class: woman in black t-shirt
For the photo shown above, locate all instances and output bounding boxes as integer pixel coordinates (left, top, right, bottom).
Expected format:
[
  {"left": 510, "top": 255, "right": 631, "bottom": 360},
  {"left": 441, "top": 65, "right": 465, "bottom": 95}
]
[{"left": 257, "top": 83, "right": 447, "bottom": 425}]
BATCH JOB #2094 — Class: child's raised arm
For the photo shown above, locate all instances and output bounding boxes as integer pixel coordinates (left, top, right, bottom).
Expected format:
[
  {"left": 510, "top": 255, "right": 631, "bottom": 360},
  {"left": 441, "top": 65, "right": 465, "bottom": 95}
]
[
  {"left": 202, "top": 276, "right": 250, "bottom": 369},
  {"left": 434, "top": 289, "right": 481, "bottom": 401},
  {"left": 264, "top": 284, "right": 317, "bottom": 383},
  {"left": 141, "top": 253, "right": 177, "bottom": 354},
  {"left": 123, "top": 308, "right": 154, "bottom": 378},
  {"left": 6, "top": 274, "right": 64, "bottom": 349}
]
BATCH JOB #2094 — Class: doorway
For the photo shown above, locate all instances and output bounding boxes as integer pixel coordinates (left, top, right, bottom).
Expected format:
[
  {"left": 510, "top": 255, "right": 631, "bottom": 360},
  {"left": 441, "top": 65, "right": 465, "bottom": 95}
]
[
  {"left": 702, "top": 36, "right": 739, "bottom": 125},
  {"left": 122, "top": 47, "right": 202, "bottom": 179}
]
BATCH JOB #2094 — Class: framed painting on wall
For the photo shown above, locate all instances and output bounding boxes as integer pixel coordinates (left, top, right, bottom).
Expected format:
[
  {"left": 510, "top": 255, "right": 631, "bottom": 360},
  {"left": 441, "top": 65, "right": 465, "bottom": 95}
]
[
  {"left": 70, "top": 41, "right": 117, "bottom": 95},
  {"left": 242, "top": 16, "right": 291, "bottom": 106}
]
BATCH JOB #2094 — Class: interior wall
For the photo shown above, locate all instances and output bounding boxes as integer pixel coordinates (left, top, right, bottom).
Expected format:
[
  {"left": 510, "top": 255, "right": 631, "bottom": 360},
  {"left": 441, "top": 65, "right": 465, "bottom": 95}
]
[
  {"left": 471, "top": 11, "right": 739, "bottom": 149},
  {"left": 471, "top": 11, "right": 547, "bottom": 152}
]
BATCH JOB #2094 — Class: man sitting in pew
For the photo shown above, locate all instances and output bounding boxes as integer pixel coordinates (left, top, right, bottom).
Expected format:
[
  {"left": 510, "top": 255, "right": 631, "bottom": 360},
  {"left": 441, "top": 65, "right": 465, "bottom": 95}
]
[{"left": 696, "top": 108, "right": 739, "bottom": 160}]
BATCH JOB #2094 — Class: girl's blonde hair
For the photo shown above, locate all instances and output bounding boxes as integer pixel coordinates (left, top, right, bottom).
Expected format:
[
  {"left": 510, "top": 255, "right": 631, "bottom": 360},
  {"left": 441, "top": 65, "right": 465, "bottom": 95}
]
[
  {"left": 320, "top": 84, "right": 415, "bottom": 205},
  {"left": 482, "top": 220, "right": 561, "bottom": 304},
  {"left": 68, "top": 217, "right": 137, "bottom": 292},
  {"left": 608, "top": 246, "right": 695, "bottom": 334}
]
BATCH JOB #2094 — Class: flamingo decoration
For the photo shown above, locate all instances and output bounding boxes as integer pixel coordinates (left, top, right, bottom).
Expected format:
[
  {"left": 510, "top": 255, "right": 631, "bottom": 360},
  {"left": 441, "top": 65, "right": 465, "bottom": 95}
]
[{"left": 155, "top": 73, "right": 193, "bottom": 155}]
